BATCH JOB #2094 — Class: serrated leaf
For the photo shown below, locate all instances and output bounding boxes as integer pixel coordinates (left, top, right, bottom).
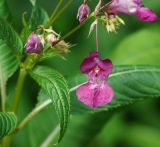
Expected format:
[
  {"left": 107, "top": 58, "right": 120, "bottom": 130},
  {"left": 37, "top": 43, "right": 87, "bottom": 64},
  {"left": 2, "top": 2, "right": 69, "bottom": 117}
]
[
  {"left": 30, "top": 66, "right": 70, "bottom": 142},
  {"left": 0, "top": 112, "right": 17, "bottom": 138},
  {"left": 0, "top": 0, "right": 9, "bottom": 20},
  {"left": 68, "top": 65, "right": 160, "bottom": 113},
  {"left": 0, "top": 19, "right": 23, "bottom": 58},
  {"left": 0, "top": 40, "right": 18, "bottom": 81}
]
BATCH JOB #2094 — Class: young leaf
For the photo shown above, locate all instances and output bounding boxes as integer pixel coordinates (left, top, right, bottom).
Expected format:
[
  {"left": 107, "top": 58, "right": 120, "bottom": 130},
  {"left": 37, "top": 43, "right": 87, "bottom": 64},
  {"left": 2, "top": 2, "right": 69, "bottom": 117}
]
[
  {"left": 68, "top": 65, "right": 160, "bottom": 113},
  {"left": 0, "top": 112, "right": 17, "bottom": 138},
  {"left": 30, "top": 66, "right": 70, "bottom": 142},
  {"left": 0, "top": 19, "right": 23, "bottom": 58}
]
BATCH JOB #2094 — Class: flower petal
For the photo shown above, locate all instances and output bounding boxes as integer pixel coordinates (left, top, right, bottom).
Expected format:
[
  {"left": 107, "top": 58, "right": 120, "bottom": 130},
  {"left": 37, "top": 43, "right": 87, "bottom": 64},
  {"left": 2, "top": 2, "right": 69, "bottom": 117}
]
[
  {"left": 93, "top": 83, "right": 114, "bottom": 108},
  {"left": 80, "top": 52, "right": 99, "bottom": 73},
  {"left": 98, "top": 59, "right": 113, "bottom": 74},
  {"left": 76, "top": 82, "right": 96, "bottom": 108},
  {"left": 137, "top": 7, "right": 158, "bottom": 22},
  {"left": 76, "top": 82, "right": 114, "bottom": 108}
]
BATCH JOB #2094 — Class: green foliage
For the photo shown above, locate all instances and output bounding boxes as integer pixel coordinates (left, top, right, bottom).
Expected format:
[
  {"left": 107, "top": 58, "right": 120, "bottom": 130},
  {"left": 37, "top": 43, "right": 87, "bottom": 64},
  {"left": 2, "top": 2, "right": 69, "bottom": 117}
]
[
  {"left": 111, "top": 29, "right": 160, "bottom": 65},
  {"left": 68, "top": 65, "right": 160, "bottom": 113},
  {"left": 0, "top": 19, "right": 23, "bottom": 59},
  {"left": 0, "top": 40, "right": 18, "bottom": 82},
  {"left": 30, "top": 66, "right": 70, "bottom": 142},
  {"left": 0, "top": 112, "right": 17, "bottom": 138},
  {"left": 29, "top": 6, "right": 49, "bottom": 31},
  {"left": 0, "top": 0, "right": 9, "bottom": 19}
]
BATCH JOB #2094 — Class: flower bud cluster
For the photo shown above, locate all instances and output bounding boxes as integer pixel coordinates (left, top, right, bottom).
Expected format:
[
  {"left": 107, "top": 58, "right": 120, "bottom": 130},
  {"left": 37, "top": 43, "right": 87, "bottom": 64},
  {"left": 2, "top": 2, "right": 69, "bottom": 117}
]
[{"left": 25, "top": 27, "right": 70, "bottom": 56}]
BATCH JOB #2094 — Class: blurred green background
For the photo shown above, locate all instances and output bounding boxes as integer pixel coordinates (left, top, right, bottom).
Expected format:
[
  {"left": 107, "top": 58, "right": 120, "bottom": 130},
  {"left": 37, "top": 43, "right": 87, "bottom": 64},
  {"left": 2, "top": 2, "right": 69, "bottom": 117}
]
[{"left": 5, "top": 0, "right": 160, "bottom": 147}]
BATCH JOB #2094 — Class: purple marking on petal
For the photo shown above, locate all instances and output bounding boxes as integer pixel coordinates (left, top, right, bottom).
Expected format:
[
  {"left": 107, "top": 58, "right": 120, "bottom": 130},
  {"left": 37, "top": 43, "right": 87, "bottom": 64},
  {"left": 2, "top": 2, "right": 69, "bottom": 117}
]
[{"left": 137, "top": 7, "right": 158, "bottom": 22}]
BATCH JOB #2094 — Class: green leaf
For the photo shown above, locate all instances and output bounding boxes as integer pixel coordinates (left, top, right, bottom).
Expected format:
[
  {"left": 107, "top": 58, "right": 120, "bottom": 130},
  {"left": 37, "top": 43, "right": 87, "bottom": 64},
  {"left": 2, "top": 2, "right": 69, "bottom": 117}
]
[
  {"left": 68, "top": 65, "right": 160, "bottom": 113},
  {"left": 58, "top": 112, "right": 112, "bottom": 147},
  {"left": 0, "top": 0, "right": 9, "bottom": 19},
  {"left": 0, "top": 19, "right": 23, "bottom": 58},
  {"left": 0, "top": 112, "right": 17, "bottom": 138},
  {"left": 29, "top": 0, "right": 37, "bottom": 6},
  {"left": 29, "top": 7, "right": 49, "bottom": 31},
  {"left": 0, "top": 40, "right": 18, "bottom": 81},
  {"left": 110, "top": 29, "right": 160, "bottom": 65},
  {"left": 30, "top": 66, "right": 70, "bottom": 142}
]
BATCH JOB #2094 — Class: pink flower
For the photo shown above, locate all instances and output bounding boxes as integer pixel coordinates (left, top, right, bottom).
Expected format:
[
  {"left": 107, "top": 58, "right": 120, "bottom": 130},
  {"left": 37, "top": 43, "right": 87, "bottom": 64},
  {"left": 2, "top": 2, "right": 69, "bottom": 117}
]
[
  {"left": 76, "top": 52, "right": 114, "bottom": 108},
  {"left": 77, "top": 2, "right": 90, "bottom": 23},
  {"left": 107, "top": 0, "right": 158, "bottom": 22}
]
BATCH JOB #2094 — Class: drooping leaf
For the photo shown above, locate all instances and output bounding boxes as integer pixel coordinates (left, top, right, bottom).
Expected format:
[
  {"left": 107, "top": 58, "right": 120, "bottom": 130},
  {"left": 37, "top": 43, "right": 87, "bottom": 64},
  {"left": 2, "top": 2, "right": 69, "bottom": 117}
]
[
  {"left": 30, "top": 66, "right": 70, "bottom": 142},
  {"left": 0, "top": 0, "right": 10, "bottom": 20},
  {"left": 0, "top": 19, "right": 23, "bottom": 58},
  {"left": 68, "top": 65, "right": 160, "bottom": 113},
  {"left": 0, "top": 112, "right": 17, "bottom": 138}
]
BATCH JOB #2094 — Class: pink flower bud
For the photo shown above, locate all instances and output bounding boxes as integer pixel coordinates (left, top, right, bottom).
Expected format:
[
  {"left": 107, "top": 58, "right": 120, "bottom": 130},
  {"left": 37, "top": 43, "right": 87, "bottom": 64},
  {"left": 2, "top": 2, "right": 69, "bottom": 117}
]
[
  {"left": 25, "top": 32, "right": 43, "bottom": 54},
  {"left": 46, "top": 33, "right": 58, "bottom": 46},
  {"left": 77, "top": 3, "right": 90, "bottom": 23}
]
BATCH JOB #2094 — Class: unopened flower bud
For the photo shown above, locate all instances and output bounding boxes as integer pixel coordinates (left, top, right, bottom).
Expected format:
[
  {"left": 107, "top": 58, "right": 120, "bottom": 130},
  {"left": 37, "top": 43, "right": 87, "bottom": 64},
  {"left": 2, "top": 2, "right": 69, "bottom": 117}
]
[
  {"left": 55, "top": 40, "right": 70, "bottom": 54},
  {"left": 25, "top": 32, "right": 43, "bottom": 54},
  {"left": 46, "top": 33, "right": 58, "bottom": 46},
  {"left": 77, "top": 2, "right": 90, "bottom": 23}
]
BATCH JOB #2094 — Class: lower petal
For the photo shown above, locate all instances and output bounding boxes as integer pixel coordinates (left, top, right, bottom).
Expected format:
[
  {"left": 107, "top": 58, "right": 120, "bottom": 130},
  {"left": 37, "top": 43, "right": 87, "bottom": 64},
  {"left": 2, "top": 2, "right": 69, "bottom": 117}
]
[
  {"left": 76, "top": 82, "right": 96, "bottom": 108},
  {"left": 93, "top": 83, "right": 114, "bottom": 108}
]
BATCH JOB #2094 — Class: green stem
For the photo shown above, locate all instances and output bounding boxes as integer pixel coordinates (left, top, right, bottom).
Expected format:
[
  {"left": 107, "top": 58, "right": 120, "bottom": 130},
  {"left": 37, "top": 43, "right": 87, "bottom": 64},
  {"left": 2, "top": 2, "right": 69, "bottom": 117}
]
[
  {"left": 15, "top": 99, "right": 52, "bottom": 132},
  {"left": 0, "top": 66, "right": 6, "bottom": 112},
  {"left": 11, "top": 68, "right": 27, "bottom": 113},
  {"left": 40, "top": 125, "right": 60, "bottom": 147},
  {"left": 52, "top": 0, "right": 73, "bottom": 23},
  {"left": 46, "top": 0, "right": 63, "bottom": 28},
  {"left": 61, "top": 12, "right": 94, "bottom": 40}
]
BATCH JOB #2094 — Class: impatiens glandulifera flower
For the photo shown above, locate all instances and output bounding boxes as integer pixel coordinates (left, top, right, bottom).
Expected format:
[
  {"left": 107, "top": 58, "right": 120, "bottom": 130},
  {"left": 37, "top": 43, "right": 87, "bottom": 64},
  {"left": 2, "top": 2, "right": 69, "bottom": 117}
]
[
  {"left": 76, "top": 52, "right": 114, "bottom": 108},
  {"left": 107, "top": 0, "right": 158, "bottom": 22},
  {"left": 26, "top": 32, "right": 43, "bottom": 54},
  {"left": 77, "top": 2, "right": 90, "bottom": 23}
]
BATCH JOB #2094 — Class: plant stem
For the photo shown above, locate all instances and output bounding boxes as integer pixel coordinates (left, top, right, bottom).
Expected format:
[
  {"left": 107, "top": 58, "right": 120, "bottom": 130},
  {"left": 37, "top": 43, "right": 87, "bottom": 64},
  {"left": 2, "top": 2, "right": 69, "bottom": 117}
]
[
  {"left": 61, "top": 12, "right": 94, "bottom": 41},
  {"left": 46, "top": 0, "right": 63, "bottom": 28},
  {"left": 40, "top": 125, "right": 60, "bottom": 147},
  {"left": 96, "top": 22, "right": 99, "bottom": 52},
  {"left": 0, "top": 66, "right": 6, "bottom": 112},
  {"left": 48, "top": 0, "right": 73, "bottom": 28},
  {"left": 15, "top": 99, "right": 52, "bottom": 132},
  {"left": 11, "top": 68, "right": 27, "bottom": 113}
]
